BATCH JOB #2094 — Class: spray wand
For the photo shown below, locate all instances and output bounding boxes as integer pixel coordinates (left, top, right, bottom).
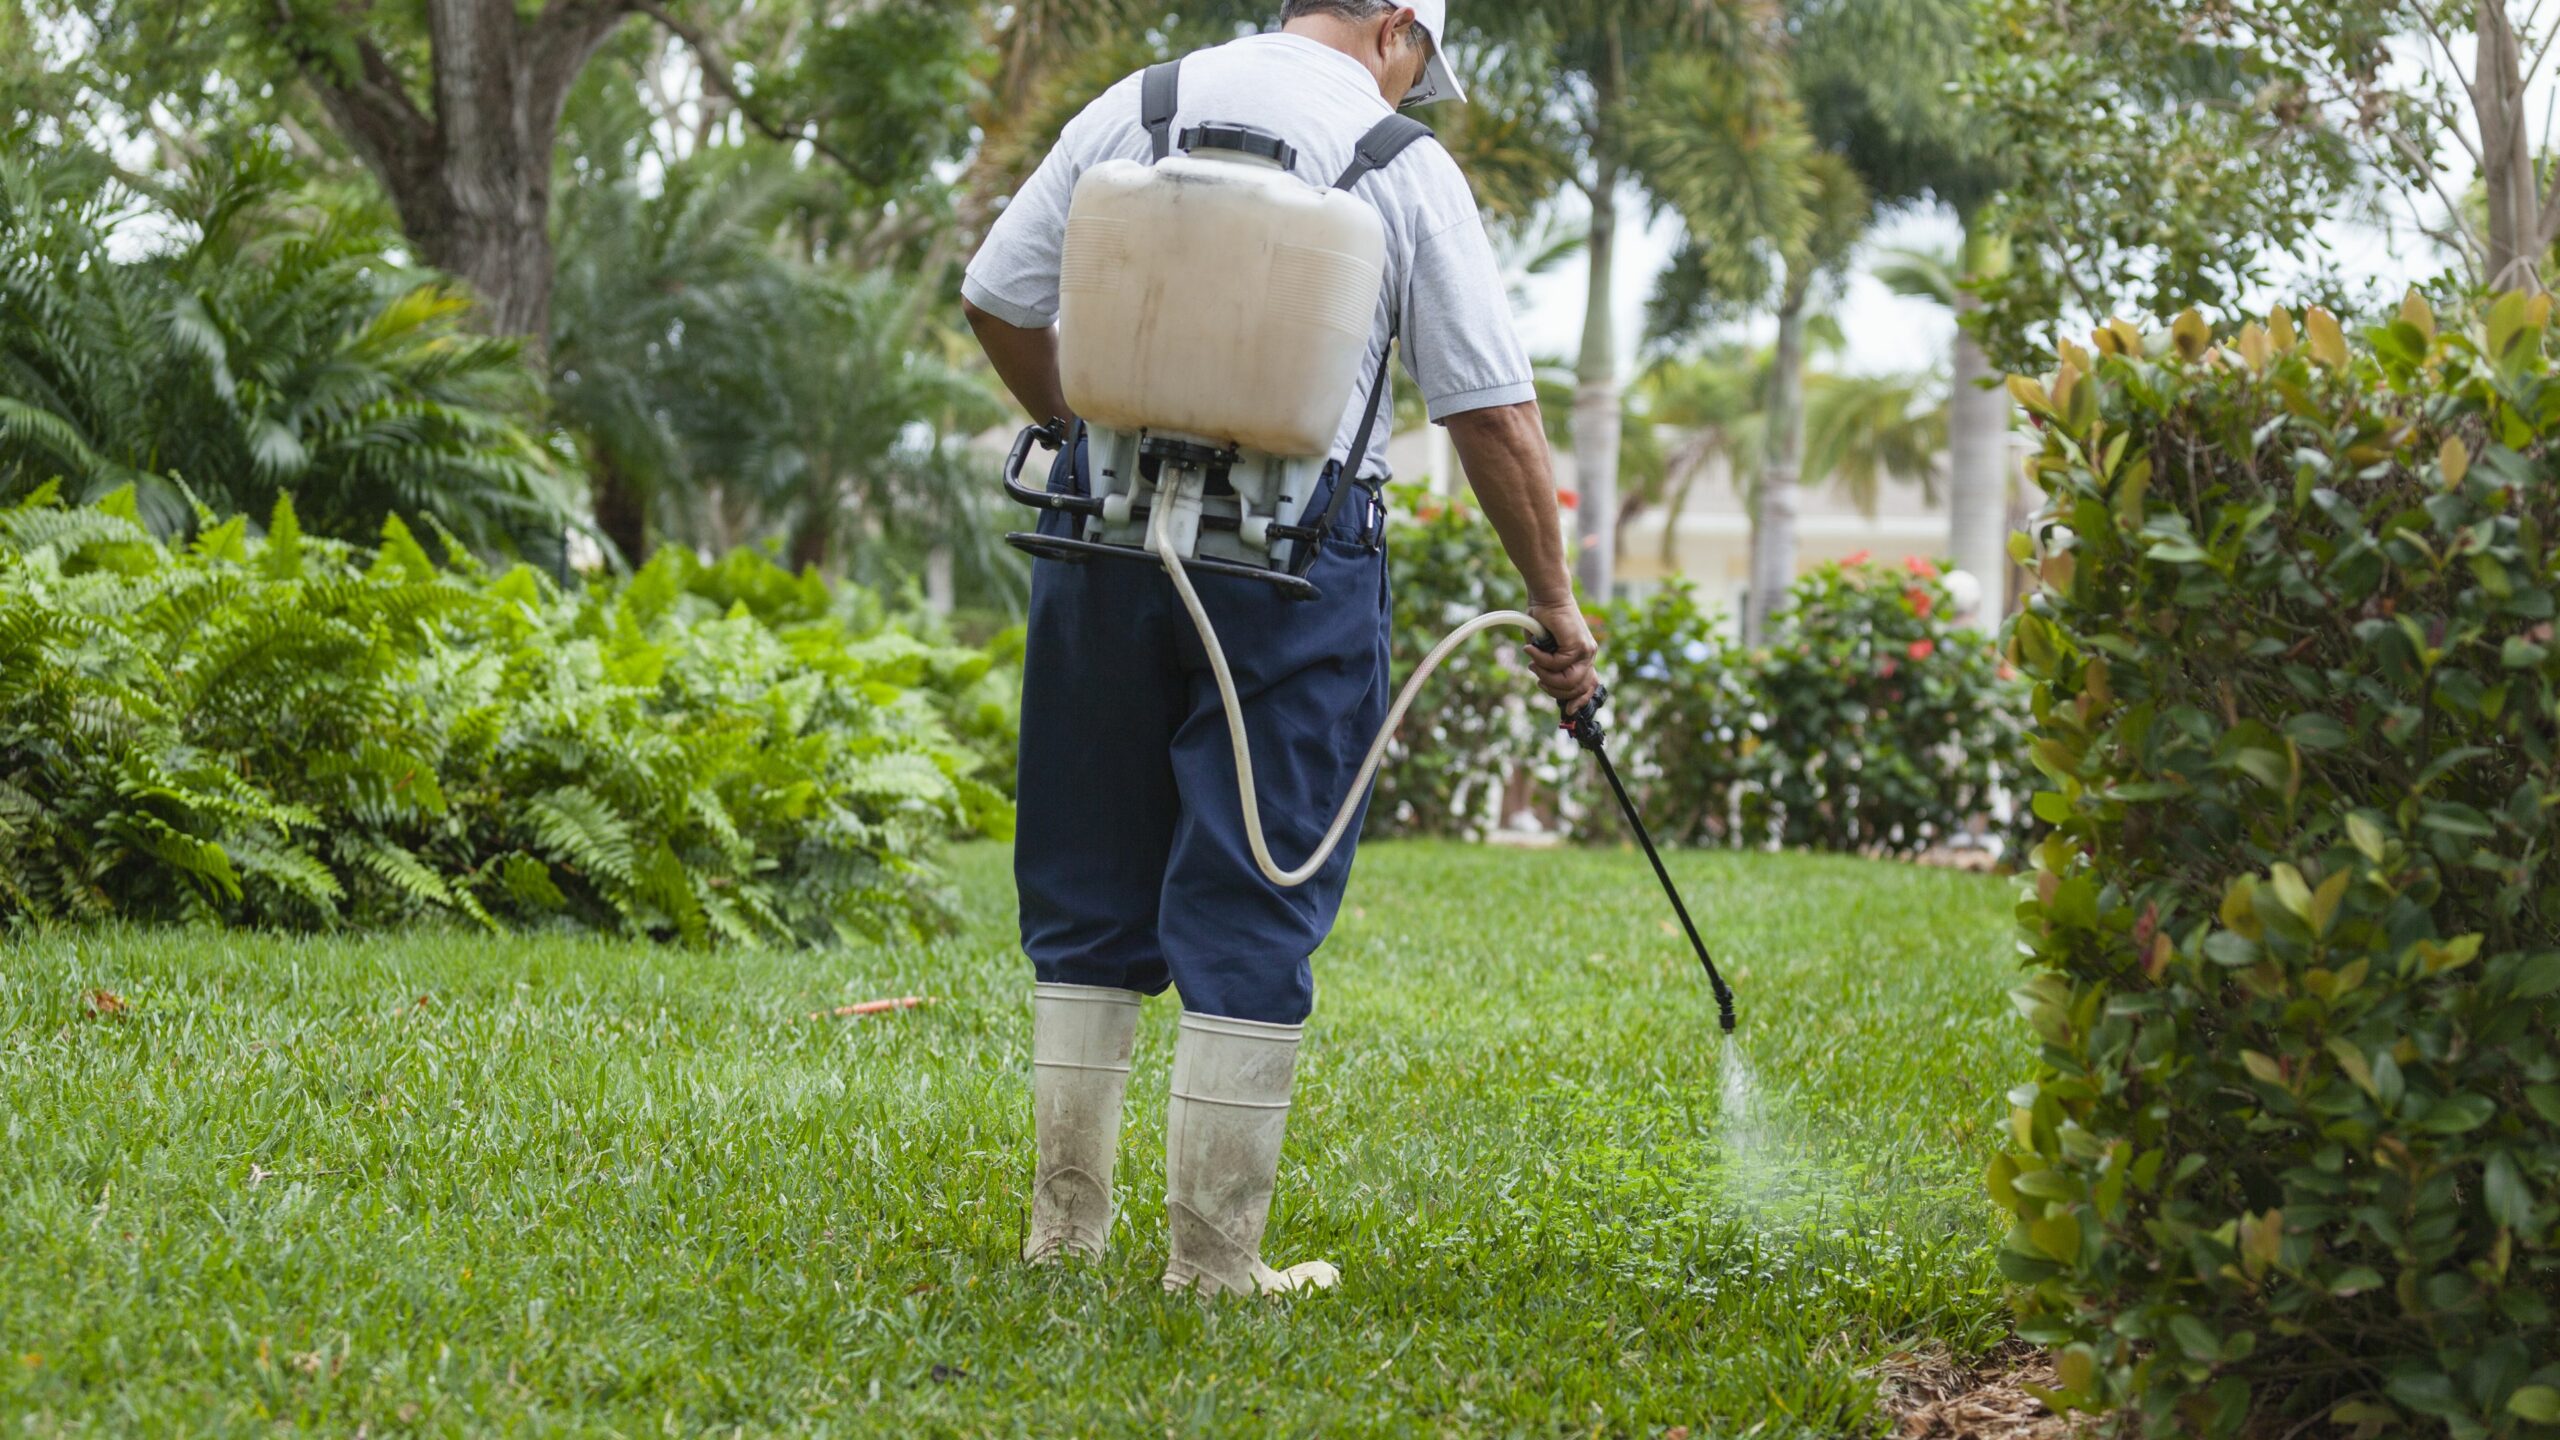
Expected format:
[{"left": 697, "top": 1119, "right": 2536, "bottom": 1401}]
[{"left": 1535, "top": 654, "right": 1739, "bottom": 1033}]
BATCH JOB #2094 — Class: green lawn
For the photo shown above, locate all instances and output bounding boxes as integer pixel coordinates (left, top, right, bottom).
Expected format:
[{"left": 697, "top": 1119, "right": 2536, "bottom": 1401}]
[{"left": 1, "top": 842, "right": 2027, "bottom": 1437}]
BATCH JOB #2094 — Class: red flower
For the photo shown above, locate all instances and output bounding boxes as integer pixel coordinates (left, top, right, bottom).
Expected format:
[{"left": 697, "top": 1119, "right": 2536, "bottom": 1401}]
[
  {"left": 1556, "top": 489, "right": 1581, "bottom": 511},
  {"left": 1908, "top": 639, "right": 1937, "bottom": 662},
  {"left": 1905, "top": 588, "right": 1936, "bottom": 619},
  {"left": 1905, "top": 555, "right": 1941, "bottom": 579},
  {"left": 1417, "top": 504, "right": 1444, "bottom": 522},
  {"left": 1842, "top": 549, "right": 1873, "bottom": 567},
  {"left": 1879, "top": 658, "right": 1899, "bottom": 679}
]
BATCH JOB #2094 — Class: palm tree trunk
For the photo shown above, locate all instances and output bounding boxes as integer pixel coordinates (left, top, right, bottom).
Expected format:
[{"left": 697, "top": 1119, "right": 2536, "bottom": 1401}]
[
  {"left": 1748, "top": 286, "right": 1810, "bottom": 646},
  {"left": 1947, "top": 213, "right": 2014, "bottom": 617},
  {"left": 789, "top": 494, "right": 832, "bottom": 575},
  {"left": 1570, "top": 23, "right": 1627, "bottom": 601},
  {"left": 592, "top": 451, "right": 649, "bottom": 568}
]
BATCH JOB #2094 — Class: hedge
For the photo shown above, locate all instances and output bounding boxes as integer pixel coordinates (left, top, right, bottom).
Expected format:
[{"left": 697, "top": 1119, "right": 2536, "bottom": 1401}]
[
  {"left": 1373, "top": 489, "right": 2025, "bottom": 854},
  {"left": 1995, "top": 296, "right": 2559, "bottom": 1438}
]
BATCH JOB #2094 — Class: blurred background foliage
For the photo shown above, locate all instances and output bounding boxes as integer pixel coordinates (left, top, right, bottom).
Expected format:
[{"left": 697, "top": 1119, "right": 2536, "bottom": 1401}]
[{"left": 0, "top": 0, "right": 2020, "bottom": 637}]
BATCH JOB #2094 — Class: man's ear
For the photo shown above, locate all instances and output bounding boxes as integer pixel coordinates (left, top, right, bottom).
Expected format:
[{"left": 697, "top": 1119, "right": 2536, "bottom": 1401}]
[{"left": 1385, "top": 6, "right": 1419, "bottom": 59}]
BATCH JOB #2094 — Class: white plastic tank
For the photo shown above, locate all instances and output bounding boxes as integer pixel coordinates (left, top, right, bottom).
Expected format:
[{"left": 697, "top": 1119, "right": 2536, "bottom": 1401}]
[{"left": 1058, "top": 126, "right": 1386, "bottom": 459}]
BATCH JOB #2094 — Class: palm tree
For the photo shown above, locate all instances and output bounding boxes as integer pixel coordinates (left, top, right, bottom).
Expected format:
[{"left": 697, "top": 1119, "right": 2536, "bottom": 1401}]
[
  {"left": 1640, "top": 0, "right": 1983, "bottom": 641},
  {"left": 712, "top": 270, "right": 1010, "bottom": 589},
  {"left": 1632, "top": 338, "right": 1944, "bottom": 583},
  {"left": 1798, "top": 0, "right": 2014, "bottom": 610},
  {"left": 549, "top": 139, "right": 813, "bottom": 564},
  {"left": 1873, "top": 243, "right": 2009, "bottom": 611},
  {"left": 1800, "top": 367, "right": 1945, "bottom": 515},
  {"left": 1468, "top": 0, "right": 1798, "bottom": 602}
]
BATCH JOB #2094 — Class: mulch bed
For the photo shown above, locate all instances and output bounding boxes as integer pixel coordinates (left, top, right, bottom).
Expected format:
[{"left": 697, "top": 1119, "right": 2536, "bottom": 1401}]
[{"left": 1876, "top": 1341, "right": 2092, "bottom": 1439}]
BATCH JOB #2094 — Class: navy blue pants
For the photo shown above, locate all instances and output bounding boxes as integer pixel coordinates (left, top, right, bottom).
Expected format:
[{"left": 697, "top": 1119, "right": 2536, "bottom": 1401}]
[{"left": 1015, "top": 432, "right": 1392, "bottom": 1025}]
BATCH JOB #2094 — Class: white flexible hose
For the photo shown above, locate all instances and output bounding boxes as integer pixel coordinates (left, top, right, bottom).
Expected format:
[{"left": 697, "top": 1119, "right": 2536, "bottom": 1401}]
[{"left": 1147, "top": 489, "right": 1544, "bottom": 889}]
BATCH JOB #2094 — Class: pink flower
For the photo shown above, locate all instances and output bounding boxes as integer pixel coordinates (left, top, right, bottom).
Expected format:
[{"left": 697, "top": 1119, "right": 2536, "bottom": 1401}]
[
  {"left": 1842, "top": 549, "right": 1873, "bottom": 567},
  {"left": 1906, "top": 555, "right": 1941, "bottom": 579},
  {"left": 1908, "top": 639, "right": 1937, "bottom": 662}
]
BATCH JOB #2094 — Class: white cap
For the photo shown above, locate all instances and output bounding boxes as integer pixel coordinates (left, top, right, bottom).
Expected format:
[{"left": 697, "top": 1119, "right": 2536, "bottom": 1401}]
[{"left": 1400, "top": 1, "right": 1467, "bottom": 108}]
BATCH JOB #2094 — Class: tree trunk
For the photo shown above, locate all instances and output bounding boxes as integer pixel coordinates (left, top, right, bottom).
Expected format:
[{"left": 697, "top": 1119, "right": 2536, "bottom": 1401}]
[
  {"left": 925, "top": 546, "right": 956, "bottom": 615},
  {"left": 288, "top": 0, "right": 635, "bottom": 346},
  {"left": 1945, "top": 212, "right": 2013, "bottom": 618},
  {"left": 790, "top": 471, "right": 834, "bottom": 574},
  {"left": 591, "top": 451, "right": 649, "bottom": 567},
  {"left": 1571, "top": 23, "right": 1627, "bottom": 602},
  {"left": 1748, "top": 287, "right": 1810, "bottom": 646},
  {"left": 2476, "top": 0, "right": 2542, "bottom": 292}
]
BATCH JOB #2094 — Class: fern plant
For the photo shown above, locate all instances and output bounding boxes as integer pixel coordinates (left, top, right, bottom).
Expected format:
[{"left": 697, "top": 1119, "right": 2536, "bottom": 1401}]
[{"left": 0, "top": 484, "right": 1014, "bottom": 943}]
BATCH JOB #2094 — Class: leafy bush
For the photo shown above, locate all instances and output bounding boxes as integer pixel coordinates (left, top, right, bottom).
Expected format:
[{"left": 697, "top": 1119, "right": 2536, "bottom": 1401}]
[
  {"left": 0, "top": 486, "right": 1012, "bottom": 941},
  {"left": 1742, "top": 556, "right": 2024, "bottom": 855},
  {"left": 1371, "top": 491, "right": 2024, "bottom": 851},
  {"left": 1371, "top": 488, "right": 1548, "bottom": 837},
  {"left": 0, "top": 137, "right": 570, "bottom": 549},
  {"left": 1993, "top": 299, "right": 2560, "bottom": 1438},
  {"left": 1597, "top": 578, "right": 1760, "bottom": 845}
]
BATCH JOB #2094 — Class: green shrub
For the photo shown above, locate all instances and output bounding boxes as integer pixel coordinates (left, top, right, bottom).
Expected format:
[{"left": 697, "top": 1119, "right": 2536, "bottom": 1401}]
[
  {"left": 1732, "top": 556, "right": 2023, "bottom": 855},
  {"left": 1994, "top": 299, "right": 2560, "bottom": 1438},
  {"left": 1601, "top": 561, "right": 2022, "bottom": 856},
  {"left": 1595, "top": 579, "right": 1760, "bottom": 845},
  {"left": 1371, "top": 490, "right": 2024, "bottom": 848},
  {"left": 0, "top": 486, "right": 1011, "bottom": 941},
  {"left": 1371, "top": 488, "right": 1546, "bottom": 838}
]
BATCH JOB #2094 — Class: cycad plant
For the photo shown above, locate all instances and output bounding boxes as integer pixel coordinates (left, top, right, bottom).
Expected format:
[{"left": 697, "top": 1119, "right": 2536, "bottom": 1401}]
[{"left": 0, "top": 136, "right": 570, "bottom": 551}]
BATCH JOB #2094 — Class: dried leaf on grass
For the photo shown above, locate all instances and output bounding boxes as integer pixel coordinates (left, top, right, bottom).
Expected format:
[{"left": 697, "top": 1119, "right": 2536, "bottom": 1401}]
[
  {"left": 808, "top": 996, "right": 933, "bottom": 1021},
  {"left": 83, "top": 989, "right": 128, "bottom": 1019}
]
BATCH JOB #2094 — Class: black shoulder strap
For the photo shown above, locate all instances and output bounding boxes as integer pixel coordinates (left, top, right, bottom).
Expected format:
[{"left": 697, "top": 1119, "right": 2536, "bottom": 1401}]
[
  {"left": 1332, "top": 114, "right": 1436, "bottom": 192},
  {"left": 1141, "top": 61, "right": 1182, "bottom": 163},
  {"left": 1315, "top": 114, "right": 1438, "bottom": 519}
]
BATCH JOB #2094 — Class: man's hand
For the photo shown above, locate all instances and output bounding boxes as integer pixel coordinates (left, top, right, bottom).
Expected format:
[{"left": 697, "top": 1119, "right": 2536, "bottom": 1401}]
[{"left": 1526, "top": 600, "right": 1600, "bottom": 713}]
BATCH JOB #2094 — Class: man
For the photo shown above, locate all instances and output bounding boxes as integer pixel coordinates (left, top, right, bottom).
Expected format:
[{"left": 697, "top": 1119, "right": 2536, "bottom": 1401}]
[{"left": 962, "top": 0, "right": 1601, "bottom": 1298}]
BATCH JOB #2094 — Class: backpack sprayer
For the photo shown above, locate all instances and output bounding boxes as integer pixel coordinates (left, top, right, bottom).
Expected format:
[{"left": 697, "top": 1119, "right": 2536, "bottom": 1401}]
[{"left": 996, "top": 77, "right": 1736, "bottom": 1031}]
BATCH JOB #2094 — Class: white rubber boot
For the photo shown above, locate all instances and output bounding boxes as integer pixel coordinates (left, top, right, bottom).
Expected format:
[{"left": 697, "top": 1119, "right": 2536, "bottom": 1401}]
[
  {"left": 1023, "top": 983, "right": 1143, "bottom": 1264},
  {"left": 1161, "top": 1011, "right": 1339, "bottom": 1298}
]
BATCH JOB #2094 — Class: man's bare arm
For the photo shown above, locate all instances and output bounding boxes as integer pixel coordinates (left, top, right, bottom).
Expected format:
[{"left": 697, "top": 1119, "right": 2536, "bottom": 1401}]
[
  {"left": 964, "top": 299, "right": 1076, "bottom": 427},
  {"left": 1443, "top": 401, "right": 1600, "bottom": 710}
]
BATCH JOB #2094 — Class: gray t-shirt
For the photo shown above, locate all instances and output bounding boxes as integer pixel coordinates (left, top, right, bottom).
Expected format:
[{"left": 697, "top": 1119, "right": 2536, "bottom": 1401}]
[{"left": 962, "top": 32, "right": 1538, "bottom": 481}]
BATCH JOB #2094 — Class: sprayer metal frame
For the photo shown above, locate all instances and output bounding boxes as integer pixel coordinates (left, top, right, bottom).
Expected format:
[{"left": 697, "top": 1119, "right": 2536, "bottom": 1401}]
[{"left": 1000, "top": 420, "right": 1343, "bottom": 603}]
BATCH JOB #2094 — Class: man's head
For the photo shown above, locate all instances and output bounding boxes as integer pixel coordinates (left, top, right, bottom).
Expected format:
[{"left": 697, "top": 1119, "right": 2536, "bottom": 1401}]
[{"left": 1279, "top": 1, "right": 1466, "bottom": 109}]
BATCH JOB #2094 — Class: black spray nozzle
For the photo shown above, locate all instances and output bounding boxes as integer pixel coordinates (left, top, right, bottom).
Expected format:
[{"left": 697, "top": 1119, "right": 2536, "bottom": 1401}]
[
  {"left": 1528, "top": 631, "right": 1737, "bottom": 1032},
  {"left": 1558, "top": 684, "right": 1609, "bottom": 753}
]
